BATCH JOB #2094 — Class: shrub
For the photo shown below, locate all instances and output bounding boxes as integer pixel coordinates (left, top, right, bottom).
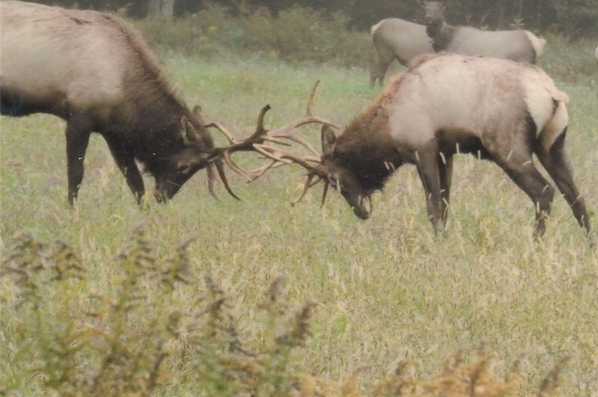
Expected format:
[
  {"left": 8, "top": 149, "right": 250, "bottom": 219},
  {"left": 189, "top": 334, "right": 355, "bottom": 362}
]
[{"left": 1, "top": 228, "right": 569, "bottom": 396}]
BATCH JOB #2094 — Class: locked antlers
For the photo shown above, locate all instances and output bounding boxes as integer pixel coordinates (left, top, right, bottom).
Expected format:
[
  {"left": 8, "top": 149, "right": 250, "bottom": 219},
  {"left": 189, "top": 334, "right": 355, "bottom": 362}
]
[{"left": 207, "top": 81, "right": 339, "bottom": 202}]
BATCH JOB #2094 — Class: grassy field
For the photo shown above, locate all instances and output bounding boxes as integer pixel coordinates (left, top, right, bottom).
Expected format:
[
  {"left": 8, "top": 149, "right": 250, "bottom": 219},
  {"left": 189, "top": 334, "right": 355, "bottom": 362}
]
[{"left": 2, "top": 45, "right": 598, "bottom": 395}]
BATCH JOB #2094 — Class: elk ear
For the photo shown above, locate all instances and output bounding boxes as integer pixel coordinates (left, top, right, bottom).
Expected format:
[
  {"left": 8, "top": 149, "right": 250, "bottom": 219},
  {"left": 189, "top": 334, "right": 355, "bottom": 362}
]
[
  {"left": 180, "top": 116, "right": 198, "bottom": 145},
  {"left": 321, "top": 125, "right": 336, "bottom": 156},
  {"left": 192, "top": 105, "right": 208, "bottom": 126}
]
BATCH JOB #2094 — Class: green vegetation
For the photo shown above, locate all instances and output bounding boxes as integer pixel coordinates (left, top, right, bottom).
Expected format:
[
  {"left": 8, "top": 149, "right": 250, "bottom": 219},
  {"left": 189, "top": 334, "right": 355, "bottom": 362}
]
[
  {"left": 2, "top": 10, "right": 598, "bottom": 397},
  {"left": 133, "top": 5, "right": 376, "bottom": 69}
]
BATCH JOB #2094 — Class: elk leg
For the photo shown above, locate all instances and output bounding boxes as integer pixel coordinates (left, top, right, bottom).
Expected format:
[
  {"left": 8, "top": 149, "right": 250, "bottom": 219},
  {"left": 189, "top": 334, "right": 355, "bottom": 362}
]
[
  {"left": 415, "top": 145, "right": 443, "bottom": 233},
  {"left": 65, "top": 115, "right": 93, "bottom": 207},
  {"left": 438, "top": 153, "right": 453, "bottom": 226},
  {"left": 370, "top": 46, "right": 394, "bottom": 87},
  {"left": 535, "top": 131, "right": 591, "bottom": 235},
  {"left": 495, "top": 156, "right": 555, "bottom": 238},
  {"left": 484, "top": 117, "right": 557, "bottom": 237},
  {"left": 104, "top": 136, "right": 145, "bottom": 205}
]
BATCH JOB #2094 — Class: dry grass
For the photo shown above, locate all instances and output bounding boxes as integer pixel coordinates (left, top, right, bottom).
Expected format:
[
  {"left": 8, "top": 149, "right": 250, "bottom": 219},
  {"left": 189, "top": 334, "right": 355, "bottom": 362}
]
[{"left": 0, "top": 229, "right": 576, "bottom": 396}]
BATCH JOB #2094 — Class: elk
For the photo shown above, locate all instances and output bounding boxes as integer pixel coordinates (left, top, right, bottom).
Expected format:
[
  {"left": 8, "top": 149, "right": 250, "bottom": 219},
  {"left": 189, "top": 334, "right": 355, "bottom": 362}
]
[
  {"left": 595, "top": 45, "right": 598, "bottom": 65},
  {"left": 1, "top": 1, "right": 240, "bottom": 206},
  {"left": 255, "top": 54, "right": 591, "bottom": 238},
  {"left": 370, "top": 18, "right": 433, "bottom": 87},
  {"left": 423, "top": 1, "right": 546, "bottom": 64}
]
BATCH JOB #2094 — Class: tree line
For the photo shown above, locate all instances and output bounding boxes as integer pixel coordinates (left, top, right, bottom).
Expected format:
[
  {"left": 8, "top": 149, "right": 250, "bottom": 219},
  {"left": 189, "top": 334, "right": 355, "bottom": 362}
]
[{"left": 26, "top": 0, "right": 598, "bottom": 38}]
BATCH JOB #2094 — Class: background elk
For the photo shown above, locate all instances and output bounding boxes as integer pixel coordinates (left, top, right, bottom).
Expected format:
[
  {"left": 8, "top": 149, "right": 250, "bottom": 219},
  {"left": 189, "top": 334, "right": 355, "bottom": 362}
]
[
  {"left": 259, "top": 54, "right": 591, "bottom": 238},
  {"left": 370, "top": 18, "right": 433, "bottom": 87},
  {"left": 423, "top": 1, "right": 546, "bottom": 64},
  {"left": 0, "top": 1, "right": 240, "bottom": 206},
  {"left": 595, "top": 45, "right": 598, "bottom": 65}
]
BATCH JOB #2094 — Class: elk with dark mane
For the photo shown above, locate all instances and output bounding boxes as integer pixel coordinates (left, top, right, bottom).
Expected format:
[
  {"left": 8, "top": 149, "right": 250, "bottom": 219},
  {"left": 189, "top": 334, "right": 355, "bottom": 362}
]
[
  {"left": 423, "top": 1, "right": 545, "bottom": 64},
  {"left": 1, "top": 1, "right": 241, "bottom": 206},
  {"left": 253, "top": 54, "right": 591, "bottom": 238}
]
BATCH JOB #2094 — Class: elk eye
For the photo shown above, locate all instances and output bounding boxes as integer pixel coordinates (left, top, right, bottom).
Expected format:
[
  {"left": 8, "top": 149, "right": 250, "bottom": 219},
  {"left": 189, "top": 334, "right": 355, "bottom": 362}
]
[
  {"left": 177, "top": 162, "right": 192, "bottom": 174},
  {"left": 328, "top": 175, "right": 338, "bottom": 189}
]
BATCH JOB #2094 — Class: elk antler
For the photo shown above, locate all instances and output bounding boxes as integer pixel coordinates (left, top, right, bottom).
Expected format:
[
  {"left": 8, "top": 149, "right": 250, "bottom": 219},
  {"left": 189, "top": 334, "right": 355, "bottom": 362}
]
[{"left": 207, "top": 81, "right": 339, "bottom": 188}]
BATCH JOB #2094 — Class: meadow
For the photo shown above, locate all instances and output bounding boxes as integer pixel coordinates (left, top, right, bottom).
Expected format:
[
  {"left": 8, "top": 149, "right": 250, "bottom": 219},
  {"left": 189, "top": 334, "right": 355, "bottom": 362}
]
[{"left": 1, "top": 14, "right": 598, "bottom": 396}]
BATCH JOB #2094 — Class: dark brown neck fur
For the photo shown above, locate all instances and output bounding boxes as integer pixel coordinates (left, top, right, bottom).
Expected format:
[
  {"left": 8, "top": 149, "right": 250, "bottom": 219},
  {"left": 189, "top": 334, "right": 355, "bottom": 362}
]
[
  {"left": 335, "top": 100, "right": 404, "bottom": 193},
  {"left": 426, "top": 20, "right": 457, "bottom": 52}
]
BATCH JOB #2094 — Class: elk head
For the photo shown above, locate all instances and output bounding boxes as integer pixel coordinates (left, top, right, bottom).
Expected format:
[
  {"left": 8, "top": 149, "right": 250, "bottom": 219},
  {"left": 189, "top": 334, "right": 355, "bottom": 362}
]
[
  {"left": 316, "top": 125, "right": 374, "bottom": 219},
  {"left": 149, "top": 105, "right": 238, "bottom": 203},
  {"left": 422, "top": 1, "right": 446, "bottom": 27}
]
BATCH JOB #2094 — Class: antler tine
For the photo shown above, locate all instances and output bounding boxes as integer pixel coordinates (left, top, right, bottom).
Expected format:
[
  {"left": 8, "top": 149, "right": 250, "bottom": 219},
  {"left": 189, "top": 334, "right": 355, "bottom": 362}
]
[
  {"left": 253, "top": 144, "right": 321, "bottom": 171},
  {"left": 264, "top": 81, "right": 339, "bottom": 157},
  {"left": 306, "top": 80, "right": 320, "bottom": 117},
  {"left": 267, "top": 116, "right": 338, "bottom": 157},
  {"left": 207, "top": 104, "right": 273, "bottom": 156},
  {"left": 213, "top": 158, "right": 241, "bottom": 200},
  {"left": 290, "top": 173, "right": 318, "bottom": 206},
  {"left": 205, "top": 121, "right": 236, "bottom": 144},
  {"left": 206, "top": 162, "right": 222, "bottom": 202},
  {"left": 250, "top": 159, "right": 290, "bottom": 182},
  {"left": 319, "top": 179, "right": 330, "bottom": 208},
  {"left": 222, "top": 150, "right": 253, "bottom": 183},
  {"left": 255, "top": 104, "right": 270, "bottom": 136}
]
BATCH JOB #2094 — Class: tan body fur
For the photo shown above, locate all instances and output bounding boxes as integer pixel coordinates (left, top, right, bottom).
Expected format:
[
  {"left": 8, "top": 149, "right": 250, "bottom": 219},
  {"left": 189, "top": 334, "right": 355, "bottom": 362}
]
[
  {"left": 1, "top": 1, "right": 223, "bottom": 205},
  {"left": 369, "top": 18, "right": 433, "bottom": 87},
  {"left": 1, "top": 1, "right": 157, "bottom": 122},
  {"left": 386, "top": 55, "right": 565, "bottom": 154},
  {"left": 319, "top": 53, "right": 590, "bottom": 237}
]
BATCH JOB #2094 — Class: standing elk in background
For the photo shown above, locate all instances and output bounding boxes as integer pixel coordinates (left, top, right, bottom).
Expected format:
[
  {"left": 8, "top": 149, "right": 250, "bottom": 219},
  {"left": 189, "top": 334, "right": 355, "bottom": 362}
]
[
  {"left": 255, "top": 54, "right": 591, "bottom": 238},
  {"left": 0, "top": 1, "right": 243, "bottom": 206},
  {"left": 595, "top": 45, "right": 598, "bottom": 65},
  {"left": 369, "top": 19, "right": 433, "bottom": 87},
  {"left": 423, "top": 1, "right": 546, "bottom": 64}
]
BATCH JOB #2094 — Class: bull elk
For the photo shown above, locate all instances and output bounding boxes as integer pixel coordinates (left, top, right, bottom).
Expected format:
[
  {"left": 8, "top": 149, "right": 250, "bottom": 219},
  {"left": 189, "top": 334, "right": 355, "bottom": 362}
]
[
  {"left": 369, "top": 18, "right": 433, "bottom": 87},
  {"left": 423, "top": 1, "right": 546, "bottom": 64},
  {"left": 0, "top": 1, "right": 244, "bottom": 206},
  {"left": 256, "top": 54, "right": 591, "bottom": 238}
]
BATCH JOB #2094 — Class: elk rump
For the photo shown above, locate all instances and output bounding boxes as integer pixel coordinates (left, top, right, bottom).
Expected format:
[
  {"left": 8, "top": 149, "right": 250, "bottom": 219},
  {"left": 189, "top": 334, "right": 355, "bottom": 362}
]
[
  {"left": 0, "top": 1, "right": 227, "bottom": 206},
  {"left": 370, "top": 18, "right": 433, "bottom": 87}
]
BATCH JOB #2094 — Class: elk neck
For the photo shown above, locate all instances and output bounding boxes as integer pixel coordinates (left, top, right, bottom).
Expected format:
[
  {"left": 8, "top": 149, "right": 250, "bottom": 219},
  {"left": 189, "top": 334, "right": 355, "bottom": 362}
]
[
  {"left": 426, "top": 21, "right": 455, "bottom": 52},
  {"left": 334, "top": 104, "right": 404, "bottom": 193}
]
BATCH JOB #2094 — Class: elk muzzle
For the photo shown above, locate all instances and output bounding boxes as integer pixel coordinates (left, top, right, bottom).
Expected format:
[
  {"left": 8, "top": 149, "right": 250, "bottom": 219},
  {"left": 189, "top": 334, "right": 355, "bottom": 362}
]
[{"left": 349, "top": 194, "right": 372, "bottom": 220}]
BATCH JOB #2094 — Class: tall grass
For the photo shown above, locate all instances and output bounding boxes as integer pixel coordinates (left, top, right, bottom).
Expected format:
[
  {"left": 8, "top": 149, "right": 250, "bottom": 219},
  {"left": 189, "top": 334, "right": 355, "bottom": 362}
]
[
  {"left": 2, "top": 9, "right": 598, "bottom": 396},
  {"left": 133, "top": 5, "right": 375, "bottom": 69}
]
